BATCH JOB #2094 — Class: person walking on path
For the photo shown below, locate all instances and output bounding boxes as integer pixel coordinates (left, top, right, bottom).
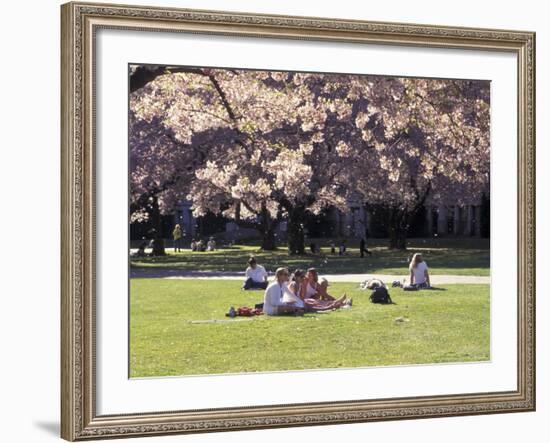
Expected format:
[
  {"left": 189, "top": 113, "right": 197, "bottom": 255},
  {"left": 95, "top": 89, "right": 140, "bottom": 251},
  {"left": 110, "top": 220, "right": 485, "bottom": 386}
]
[{"left": 359, "top": 237, "right": 372, "bottom": 258}]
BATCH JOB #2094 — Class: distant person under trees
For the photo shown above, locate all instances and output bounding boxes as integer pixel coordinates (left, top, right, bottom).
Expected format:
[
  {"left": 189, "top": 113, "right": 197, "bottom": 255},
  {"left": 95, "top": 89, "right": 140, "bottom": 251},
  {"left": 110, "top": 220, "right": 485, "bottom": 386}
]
[
  {"left": 207, "top": 237, "right": 216, "bottom": 251},
  {"left": 243, "top": 257, "right": 269, "bottom": 290},
  {"left": 338, "top": 239, "right": 347, "bottom": 256},
  {"left": 359, "top": 237, "right": 372, "bottom": 258},
  {"left": 131, "top": 238, "right": 148, "bottom": 257},
  {"left": 172, "top": 224, "right": 183, "bottom": 252}
]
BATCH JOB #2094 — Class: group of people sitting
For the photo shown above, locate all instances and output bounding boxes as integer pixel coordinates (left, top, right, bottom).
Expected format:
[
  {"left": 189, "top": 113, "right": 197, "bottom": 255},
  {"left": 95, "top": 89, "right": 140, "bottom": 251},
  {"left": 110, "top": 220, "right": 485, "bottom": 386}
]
[
  {"left": 190, "top": 237, "right": 217, "bottom": 252},
  {"left": 242, "top": 258, "right": 350, "bottom": 316},
  {"left": 263, "top": 267, "right": 351, "bottom": 316},
  {"left": 240, "top": 252, "right": 431, "bottom": 316}
]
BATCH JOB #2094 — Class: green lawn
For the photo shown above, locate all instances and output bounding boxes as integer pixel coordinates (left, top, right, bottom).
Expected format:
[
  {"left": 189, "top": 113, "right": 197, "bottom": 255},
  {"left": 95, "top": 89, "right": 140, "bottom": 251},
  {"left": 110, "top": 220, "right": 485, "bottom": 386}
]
[
  {"left": 130, "top": 237, "right": 490, "bottom": 276},
  {"left": 130, "top": 279, "right": 490, "bottom": 377}
]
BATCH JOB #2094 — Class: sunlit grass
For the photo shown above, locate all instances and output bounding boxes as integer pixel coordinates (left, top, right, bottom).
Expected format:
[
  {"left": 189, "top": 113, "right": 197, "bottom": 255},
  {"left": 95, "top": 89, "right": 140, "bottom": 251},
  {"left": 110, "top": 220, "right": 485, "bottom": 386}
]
[{"left": 130, "top": 279, "right": 490, "bottom": 377}]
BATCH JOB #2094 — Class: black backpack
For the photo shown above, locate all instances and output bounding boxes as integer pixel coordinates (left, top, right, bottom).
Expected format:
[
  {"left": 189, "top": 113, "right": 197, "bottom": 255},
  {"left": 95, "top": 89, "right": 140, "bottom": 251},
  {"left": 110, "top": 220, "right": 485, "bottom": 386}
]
[{"left": 370, "top": 286, "right": 393, "bottom": 304}]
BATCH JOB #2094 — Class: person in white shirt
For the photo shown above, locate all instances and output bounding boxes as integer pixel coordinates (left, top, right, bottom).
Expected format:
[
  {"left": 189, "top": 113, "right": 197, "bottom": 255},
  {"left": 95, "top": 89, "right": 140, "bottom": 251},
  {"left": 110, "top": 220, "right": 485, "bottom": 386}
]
[
  {"left": 243, "top": 257, "right": 269, "bottom": 290},
  {"left": 263, "top": 267, "right": 304, "bottom": 316},
  {"left": 409, "top": 253, "right": 431, "bottom": 287}
]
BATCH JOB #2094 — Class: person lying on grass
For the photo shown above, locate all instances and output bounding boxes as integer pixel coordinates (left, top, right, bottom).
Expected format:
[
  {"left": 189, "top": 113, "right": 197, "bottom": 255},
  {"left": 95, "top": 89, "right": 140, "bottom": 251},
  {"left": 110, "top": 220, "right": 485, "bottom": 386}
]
[
  {"left": 263, "top": 267, "right": 305, "bottom": 316},
  {"left": 362, "top": 278, "right": 387, "bottom": 290},
  {"left": 289, "top": 269, "right": 350, "bottom": 312},
  {"left": 409, "top": 252, "right": 431, "bottom": 288}
]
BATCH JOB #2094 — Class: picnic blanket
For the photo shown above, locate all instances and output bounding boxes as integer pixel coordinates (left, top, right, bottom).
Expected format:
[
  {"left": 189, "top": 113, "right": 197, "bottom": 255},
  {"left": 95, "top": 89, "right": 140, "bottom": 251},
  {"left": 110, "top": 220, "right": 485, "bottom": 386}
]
[{"left": 225, "top": 306, "right": 263, "bottom": 317}]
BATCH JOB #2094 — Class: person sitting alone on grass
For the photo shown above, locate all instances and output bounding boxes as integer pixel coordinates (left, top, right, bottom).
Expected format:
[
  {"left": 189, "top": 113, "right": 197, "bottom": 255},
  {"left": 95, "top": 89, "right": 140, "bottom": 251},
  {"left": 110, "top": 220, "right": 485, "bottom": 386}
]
[
  {"left": 290, "top": 269, "right": 350, "bottom": 311},
  {"left": 409, "top": 252, "right": 431, "bottom": 288},
  {"left": 263, "top": 267, "right": 305, "bottom": 316},
  {"left": 243, "top": 256, "right": 269, "bottom": 290},
  {"left": 207, "top": 237, "right": 216, "bottom": 251}
]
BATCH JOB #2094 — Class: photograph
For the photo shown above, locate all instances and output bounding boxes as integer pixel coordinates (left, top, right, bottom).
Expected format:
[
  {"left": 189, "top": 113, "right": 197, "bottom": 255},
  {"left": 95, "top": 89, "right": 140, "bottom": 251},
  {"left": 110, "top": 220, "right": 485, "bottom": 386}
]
[
  {"left": 1, "top": 0, "right": 544, "bottom": 440},
  {"left": 128, "top": 65, "right": 491, "bottom": 378},
  {"left": 58, "top": 1, "right": 536, "bottom": 440}
]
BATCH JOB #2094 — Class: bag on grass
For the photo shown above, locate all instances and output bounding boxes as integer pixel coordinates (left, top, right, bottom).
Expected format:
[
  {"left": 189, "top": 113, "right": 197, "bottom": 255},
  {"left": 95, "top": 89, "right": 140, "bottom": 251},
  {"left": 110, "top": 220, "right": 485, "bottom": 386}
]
[{"left": 369, "top": 286, "right": 393, "bottom": 304}]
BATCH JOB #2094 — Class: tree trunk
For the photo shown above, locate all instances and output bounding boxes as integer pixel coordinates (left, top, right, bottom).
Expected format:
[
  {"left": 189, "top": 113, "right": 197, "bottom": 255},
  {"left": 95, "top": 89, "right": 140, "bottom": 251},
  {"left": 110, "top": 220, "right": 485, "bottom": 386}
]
[
  {"left": 288, "top": 205, "right": 306, "bottom": 255},
  {"left": 234, "top": 202, "right": 278, "bottom": 251},
  {"left": 385, "top": 181, "right": 432, "bottom": 249},
  {"left": 480, "top": 193, "right": 490, "bottom": 238},
  {"left": 259, "top": 205, "right": 277, "bottom": 251},
  {"left": 149, "top": 196, "right": 166, "bottom": 256},
  {"left": 388, "top": 226, "right": 408, "bottom": 249},
  {"left": 387, "top": 207, "right": 409, "bottom": 250},
  {"left": 261, "top": 228, "right": 277, "bottom": 251}
]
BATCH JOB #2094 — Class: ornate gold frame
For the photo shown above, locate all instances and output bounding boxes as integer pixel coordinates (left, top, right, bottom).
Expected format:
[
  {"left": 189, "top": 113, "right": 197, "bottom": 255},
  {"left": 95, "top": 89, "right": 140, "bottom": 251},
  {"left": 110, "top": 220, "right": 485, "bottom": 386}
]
[{"left": 61, "top": 1, "right": 536, "bottom": 440}]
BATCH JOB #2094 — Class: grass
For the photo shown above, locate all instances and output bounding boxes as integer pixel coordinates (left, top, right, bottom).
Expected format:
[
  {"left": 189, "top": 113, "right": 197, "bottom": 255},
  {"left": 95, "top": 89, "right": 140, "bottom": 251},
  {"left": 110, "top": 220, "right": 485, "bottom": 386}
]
[
  {"left": 130, "top": 237, "right": 490, "bottom": 276},
  {"left": 130, "top": 279, "right": 490, "bottom": 377}
]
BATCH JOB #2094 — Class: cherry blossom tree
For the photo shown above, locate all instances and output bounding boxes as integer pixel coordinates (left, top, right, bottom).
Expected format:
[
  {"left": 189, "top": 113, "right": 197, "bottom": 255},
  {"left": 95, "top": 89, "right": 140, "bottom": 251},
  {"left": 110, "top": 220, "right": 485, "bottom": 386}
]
[
  {"left": 183, "top": 70, "right": 380, "bottom": 254},
  {"left": 132, "top": 68, "right": 360, "bottom": 253},
  {"left": 130, "top": 65, "right": 490, "bottom": 254},
  {"left": 129, "top": 111, "right": 201, "bottom": 255},
  {"left": 350, "top": 76, "right": 490, "bottom": 248}
]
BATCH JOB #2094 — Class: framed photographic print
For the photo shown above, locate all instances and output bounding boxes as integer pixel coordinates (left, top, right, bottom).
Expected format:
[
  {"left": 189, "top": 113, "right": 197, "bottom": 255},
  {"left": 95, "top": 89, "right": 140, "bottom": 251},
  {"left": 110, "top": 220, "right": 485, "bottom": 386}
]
[{"left": 61, "top": 1, "right": 536, "bottom": 440}]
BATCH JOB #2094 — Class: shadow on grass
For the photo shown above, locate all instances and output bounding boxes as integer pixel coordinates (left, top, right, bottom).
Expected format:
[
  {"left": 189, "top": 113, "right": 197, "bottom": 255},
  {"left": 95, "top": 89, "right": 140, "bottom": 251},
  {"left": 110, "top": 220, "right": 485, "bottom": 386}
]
[{"left": 131, "top": 245, "right": 489, "bottom": 276}]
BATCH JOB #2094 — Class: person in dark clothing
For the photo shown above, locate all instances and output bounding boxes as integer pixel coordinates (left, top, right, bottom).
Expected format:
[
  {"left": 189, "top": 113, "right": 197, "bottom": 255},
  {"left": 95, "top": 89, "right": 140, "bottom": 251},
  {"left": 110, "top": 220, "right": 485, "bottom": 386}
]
[
  {"left": 338, "top": 239, "right": 347, "bottom": 256},
  {"left": 359, "top": 238, "right": 372, "bottom": 258},
  {"left": 133, "top": 239, "right": 147, "bottom": 257}
]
